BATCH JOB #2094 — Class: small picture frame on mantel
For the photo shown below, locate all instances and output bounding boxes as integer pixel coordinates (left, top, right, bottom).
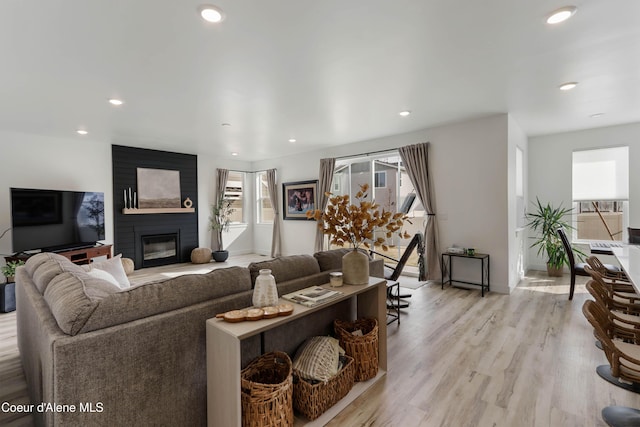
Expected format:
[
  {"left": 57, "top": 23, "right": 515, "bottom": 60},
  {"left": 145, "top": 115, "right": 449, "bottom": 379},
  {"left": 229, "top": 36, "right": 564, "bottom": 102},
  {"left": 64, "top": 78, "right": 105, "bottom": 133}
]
[{"left": 282, "top": 180, "right": 318, "bottom": 220}]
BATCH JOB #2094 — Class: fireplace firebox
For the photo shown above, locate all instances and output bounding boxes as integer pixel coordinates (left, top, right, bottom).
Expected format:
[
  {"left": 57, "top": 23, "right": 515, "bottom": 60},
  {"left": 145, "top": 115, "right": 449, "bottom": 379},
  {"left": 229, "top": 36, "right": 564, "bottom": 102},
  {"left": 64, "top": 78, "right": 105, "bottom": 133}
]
[{"left": 141, "top": 233, "right": 179, "bottom": 268}]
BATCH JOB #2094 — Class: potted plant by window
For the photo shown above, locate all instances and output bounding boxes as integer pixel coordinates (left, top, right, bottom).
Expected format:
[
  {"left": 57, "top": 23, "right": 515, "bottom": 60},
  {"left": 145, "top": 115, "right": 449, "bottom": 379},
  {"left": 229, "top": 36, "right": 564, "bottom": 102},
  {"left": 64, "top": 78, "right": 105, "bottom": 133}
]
[
  {"left": 2, "top": 260, "right": 25, "bottom": 283},
  {"left": 209, "top": 196, "right": 235, "bottom": 262},
  {"left": 526, "top": 198, "right": 584, "bottom": 276}
]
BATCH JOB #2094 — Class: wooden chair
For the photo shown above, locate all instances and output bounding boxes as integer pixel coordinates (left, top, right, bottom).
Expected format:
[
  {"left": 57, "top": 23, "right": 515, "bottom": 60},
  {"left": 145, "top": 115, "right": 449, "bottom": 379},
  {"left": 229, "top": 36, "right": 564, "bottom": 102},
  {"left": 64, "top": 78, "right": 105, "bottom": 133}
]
[
  {"left": 586, "top": 255, "right": 627, "bottom": 281},
  {"left": 583, "top": 299, "right": 640, "bottom": 393},
  {"left": 585, "top": 280, "right": 640, "bottom": 342},
  {"left": 584, "top": 265, "right": 638, "bottom": 301},
  {"left": 557, "top": 227, "right": 589, "bottom": 300}
]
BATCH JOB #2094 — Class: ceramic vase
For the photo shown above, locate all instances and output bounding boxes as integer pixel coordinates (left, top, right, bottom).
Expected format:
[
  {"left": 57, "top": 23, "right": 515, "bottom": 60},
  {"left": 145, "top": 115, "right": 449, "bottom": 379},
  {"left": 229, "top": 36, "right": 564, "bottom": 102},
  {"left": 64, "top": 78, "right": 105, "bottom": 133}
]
[
  {"left": 252, "top": 269, "right": 279, "bottom": 307},
  {"left": 342, "top": 249, "right": 369, "bottom": 285}
]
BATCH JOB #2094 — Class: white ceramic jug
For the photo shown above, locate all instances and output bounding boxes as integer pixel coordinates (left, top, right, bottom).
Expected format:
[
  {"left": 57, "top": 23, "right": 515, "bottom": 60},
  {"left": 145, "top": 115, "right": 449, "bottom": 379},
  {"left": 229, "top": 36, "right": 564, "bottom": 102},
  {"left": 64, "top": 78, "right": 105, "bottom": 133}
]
[{"left": 252, "top": 269, "right": 279, "bottom": 307}]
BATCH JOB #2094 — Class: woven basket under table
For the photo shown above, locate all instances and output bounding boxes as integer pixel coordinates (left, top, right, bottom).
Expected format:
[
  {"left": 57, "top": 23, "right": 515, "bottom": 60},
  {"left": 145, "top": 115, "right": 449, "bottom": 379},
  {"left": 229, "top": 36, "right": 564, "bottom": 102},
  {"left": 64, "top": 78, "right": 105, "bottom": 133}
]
[
  {"left": 293, "top": 355, "right": 355, "bottom": 420},
  {"left": 334, "top": 318, "right": 379, "bottom": 381},
  {"left": 241, "top": 351, "right": 293, "bottom": 427}
]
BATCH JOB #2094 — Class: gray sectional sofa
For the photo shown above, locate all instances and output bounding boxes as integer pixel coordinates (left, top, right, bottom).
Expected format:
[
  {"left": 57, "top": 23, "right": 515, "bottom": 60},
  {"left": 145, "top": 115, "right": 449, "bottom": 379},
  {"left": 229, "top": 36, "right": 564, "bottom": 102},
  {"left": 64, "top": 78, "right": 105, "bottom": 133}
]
[{"left": 16, "top": 249, "right": 382, "bottom": 426}]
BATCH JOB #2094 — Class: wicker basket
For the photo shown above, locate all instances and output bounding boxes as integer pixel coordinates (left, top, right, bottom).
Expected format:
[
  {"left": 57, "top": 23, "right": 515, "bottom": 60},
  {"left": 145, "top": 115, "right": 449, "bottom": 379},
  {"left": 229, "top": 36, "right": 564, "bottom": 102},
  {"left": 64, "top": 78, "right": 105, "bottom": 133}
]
[
  {"left": 334, "top": 318, "right": 379, "bottom": 381},
  {"left": 241, "top": 351, "right": 293, "bottom": 427},
  {"left": 293, "top": 355, "right": 355, "bottom": 420}
]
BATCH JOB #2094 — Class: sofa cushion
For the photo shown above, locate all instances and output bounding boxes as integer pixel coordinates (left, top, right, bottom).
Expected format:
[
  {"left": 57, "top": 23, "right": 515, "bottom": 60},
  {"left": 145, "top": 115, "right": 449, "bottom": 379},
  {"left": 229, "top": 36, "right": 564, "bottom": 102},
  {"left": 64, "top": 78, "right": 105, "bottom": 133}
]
[
  {"left": 248, "top": 255, "right": 320, "bottom": 288},
  {"left": 79, "top": 266, "right": 252, "bottom": 333},
  {"left": 43, "top": 270, "right": 121, "bottom": 335},
  {"left": 24, "top": 252, "right": 87, "bottom": 294}
]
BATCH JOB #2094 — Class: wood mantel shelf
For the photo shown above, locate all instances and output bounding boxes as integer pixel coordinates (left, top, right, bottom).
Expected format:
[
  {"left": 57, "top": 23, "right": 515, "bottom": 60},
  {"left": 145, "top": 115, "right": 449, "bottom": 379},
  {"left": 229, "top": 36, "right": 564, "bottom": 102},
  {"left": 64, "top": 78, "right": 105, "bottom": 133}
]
[{"left": 122, "top": 208, "right": 195, "bottom": 214}]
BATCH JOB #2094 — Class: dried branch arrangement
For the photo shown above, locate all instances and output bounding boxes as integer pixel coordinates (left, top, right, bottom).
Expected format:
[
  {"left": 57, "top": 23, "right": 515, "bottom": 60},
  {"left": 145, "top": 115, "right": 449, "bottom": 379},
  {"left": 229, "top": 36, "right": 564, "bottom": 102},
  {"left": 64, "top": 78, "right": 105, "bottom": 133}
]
[{"left": 306, "top": 183, "right": 409, "bottom": 250}]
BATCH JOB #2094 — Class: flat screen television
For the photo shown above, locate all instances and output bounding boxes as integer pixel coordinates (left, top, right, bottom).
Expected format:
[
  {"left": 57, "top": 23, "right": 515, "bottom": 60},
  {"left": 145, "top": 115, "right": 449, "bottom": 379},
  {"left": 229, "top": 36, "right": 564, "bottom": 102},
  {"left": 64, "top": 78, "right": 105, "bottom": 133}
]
[{"left": 10, "top": 188, "right": 105, "bottom": 253}]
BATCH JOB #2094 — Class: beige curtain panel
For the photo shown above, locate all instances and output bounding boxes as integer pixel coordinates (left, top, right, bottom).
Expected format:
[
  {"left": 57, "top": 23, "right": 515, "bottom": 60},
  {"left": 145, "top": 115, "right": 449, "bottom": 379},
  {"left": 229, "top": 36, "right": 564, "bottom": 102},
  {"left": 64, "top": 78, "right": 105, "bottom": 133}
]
[
  {"left": 314, "top": 158, "right": 336, "bottom": 252},
  {"left": 399, "top": 143, "right": 441, "bottom": 280},
  {"left": 212, "top": 168, "right": 229, "bottom": 251},
  {"left": 267, "top": 169, "right": 282, "bottom": 257}
]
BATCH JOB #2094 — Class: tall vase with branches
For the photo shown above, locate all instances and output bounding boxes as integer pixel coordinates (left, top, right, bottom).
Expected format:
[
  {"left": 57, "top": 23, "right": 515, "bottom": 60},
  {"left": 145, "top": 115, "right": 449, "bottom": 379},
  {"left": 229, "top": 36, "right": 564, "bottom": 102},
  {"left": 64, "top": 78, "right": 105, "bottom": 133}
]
[
  {"left": 526, "top": 198, "right": 584, "bottom": 276},
  {"left": 209, "top": 196, "right": 235, "bottom": 261}
]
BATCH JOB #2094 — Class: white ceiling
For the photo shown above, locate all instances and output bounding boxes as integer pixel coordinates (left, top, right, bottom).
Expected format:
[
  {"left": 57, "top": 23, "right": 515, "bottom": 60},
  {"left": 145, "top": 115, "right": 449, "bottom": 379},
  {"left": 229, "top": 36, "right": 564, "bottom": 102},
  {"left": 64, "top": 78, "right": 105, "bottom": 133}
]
[{"left": 1, "top": 0, "right": 639, "bottom": 161}]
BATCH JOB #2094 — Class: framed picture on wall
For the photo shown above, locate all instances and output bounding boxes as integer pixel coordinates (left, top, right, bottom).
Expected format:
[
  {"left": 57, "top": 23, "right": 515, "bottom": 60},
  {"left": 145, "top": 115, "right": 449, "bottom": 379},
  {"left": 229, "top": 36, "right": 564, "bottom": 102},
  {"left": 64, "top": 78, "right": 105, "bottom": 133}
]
[{"left": 282, "top": 180, "right": 318, "bottom": 220}]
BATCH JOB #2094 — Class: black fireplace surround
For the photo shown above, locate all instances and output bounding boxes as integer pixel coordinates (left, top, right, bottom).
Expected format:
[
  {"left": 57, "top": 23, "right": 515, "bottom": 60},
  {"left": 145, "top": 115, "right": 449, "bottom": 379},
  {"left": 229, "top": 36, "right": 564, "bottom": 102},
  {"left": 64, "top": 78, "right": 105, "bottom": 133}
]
[{"left": 112, "top": 145, "right": 199, "bottom": 269}]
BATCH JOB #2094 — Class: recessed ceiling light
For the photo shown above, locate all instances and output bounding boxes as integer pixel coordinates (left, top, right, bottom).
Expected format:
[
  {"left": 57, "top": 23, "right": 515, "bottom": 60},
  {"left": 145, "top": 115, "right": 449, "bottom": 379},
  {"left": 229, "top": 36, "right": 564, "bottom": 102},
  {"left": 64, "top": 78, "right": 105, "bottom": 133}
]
[
  {"left": 590, "top": 113, "right": 604, "bottom": 118},
  {"left": 108, "top": 98, "right": 124, "bottom": 106},
  {"left": 546, "top": 6, "right": 577, "bottom": 24},
  {"left": 559, "top": 82, "right": 578, "bottom": 91},
  {"left": 399, "top": 110, "right": 411, "bottom": 117},
  {"left": 199, "top": 5, "right": 225, "bottom": 23},
  {"left": 231, "top": 152, "right": 238, "bottom": 156},
  {"left": 76, "top": 129, "right": 88, "bottom": 135},
  {"left": 221, "top": 123, "right": 231, "bottom": 127},
  {"left": 288, "top": 139, "right": 296, "bottom": 143}
]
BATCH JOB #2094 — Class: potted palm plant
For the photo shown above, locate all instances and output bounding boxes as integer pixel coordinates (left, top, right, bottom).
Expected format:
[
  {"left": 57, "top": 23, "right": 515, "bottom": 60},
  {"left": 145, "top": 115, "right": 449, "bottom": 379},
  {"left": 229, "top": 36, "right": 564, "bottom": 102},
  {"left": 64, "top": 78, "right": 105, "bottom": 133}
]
[
  {"left": 526, "top": 198, "right": 584, "bottom": 276},
  {"left": 209, "top": 196, "right": 235, "bottom": 262}
]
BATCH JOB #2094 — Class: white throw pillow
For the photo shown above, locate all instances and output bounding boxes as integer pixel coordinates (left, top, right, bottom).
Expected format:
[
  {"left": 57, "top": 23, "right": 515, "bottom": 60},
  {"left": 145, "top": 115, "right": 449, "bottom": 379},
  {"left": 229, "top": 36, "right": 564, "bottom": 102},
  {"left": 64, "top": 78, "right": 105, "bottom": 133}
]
[
  {"left": 86, "top": 268, "right": 120, "bottom": 288},
  {"left": 84, "top": 254, "right": 131, "bottom": 288}
]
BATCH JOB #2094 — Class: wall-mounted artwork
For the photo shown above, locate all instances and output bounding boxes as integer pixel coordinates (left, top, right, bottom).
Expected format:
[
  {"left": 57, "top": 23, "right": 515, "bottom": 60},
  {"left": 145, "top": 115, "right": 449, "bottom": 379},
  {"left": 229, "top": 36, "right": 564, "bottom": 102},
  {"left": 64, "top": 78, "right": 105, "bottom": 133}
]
[
  {"left": 137, "top": 168, "right": 181, "bottom": 208},
  {"left": 282, "top": 180, "right": 318, "bottom": 220}
]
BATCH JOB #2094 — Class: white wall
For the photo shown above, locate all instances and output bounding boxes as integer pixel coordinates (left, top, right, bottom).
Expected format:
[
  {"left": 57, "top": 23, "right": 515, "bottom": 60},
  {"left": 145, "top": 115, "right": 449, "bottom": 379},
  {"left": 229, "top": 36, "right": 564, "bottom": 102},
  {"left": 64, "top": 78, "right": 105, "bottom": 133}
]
[
  {"left": 0, "top": 130, "right": 254, "bottom": 261},
  {"left": 0, "top": 131, "right": 114, "bottom": 258},
  {"left": 528, "top": 122, "right": 640, "bottom": 270},
  {"left": 253, "top": 114, "right": 516, "bottom": 293},
  {"left": 1, "top": 115, "right": 524, "bottom": 294}
]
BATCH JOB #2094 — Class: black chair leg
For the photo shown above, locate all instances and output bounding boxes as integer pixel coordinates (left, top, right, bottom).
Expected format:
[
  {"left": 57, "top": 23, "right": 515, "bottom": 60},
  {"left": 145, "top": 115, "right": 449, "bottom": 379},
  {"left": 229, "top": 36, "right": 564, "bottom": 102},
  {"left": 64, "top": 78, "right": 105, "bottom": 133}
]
[{"left": 569, "top": 270, "right": 576, "bottom": 300}]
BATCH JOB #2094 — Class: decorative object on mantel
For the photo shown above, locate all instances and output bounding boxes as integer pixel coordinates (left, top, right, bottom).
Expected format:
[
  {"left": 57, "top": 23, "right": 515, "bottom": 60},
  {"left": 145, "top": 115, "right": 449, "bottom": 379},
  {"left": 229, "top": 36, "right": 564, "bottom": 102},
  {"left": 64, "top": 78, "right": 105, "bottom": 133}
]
[
  {"left": 307, "top": 183, "right": 409, "bottom": 285},
  {"left": 252, "top": 269, "right": 279, "bottom": 307},
  {"left": 123, "top": 187, "right": 137, "bottom": 209},
  {"left": 209, "top": 195, "right": 235, "bottom": 262}
]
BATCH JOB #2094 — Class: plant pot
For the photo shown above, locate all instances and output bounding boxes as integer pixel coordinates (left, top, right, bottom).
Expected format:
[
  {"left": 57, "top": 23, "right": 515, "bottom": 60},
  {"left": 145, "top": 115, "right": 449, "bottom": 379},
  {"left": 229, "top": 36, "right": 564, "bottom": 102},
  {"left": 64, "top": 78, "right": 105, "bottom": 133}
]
[
  {"left": 547, "top": 263, "right": 564, "bottom": 277},
  {"left": 212, "top": 250, "right": 229, "bottom": 263}
]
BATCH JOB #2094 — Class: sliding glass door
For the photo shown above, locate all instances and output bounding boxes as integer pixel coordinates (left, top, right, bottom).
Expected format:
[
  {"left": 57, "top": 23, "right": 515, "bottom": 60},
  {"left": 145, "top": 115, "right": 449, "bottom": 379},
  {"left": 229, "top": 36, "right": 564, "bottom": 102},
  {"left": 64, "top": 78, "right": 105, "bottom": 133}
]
[{"left": 332, "top": 152, "right": 425, "bottom": 272}]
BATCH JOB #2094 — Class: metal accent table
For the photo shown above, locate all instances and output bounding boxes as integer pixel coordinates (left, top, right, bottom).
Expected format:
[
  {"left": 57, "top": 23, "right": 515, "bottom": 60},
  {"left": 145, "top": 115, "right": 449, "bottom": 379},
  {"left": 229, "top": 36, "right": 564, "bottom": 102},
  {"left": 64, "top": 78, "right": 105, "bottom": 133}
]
[{"left": 441, "top": 252, "right": 490, "bottom": 296}]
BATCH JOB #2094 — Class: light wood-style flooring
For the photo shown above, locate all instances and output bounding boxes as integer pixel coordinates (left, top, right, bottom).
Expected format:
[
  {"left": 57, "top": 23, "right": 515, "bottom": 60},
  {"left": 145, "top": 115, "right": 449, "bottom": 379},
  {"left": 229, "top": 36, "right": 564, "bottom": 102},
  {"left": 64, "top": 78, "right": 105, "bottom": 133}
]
[{"left": 2, "top": 262, "right": 640, "bottom": 426}]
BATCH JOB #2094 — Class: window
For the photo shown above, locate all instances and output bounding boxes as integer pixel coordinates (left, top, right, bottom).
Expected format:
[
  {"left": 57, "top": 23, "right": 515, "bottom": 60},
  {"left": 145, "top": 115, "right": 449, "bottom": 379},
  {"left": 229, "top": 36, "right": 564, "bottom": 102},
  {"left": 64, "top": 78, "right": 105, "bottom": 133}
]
[
  {"left": 225, "top": 171, "right": 245, "bottom": 223},
  {"left": 572, "top": 147, "right": 629, "bottom": 241},
  {"left": 256, "top": 171, "right": 273, "bottom": 223},
  {"left": 333, "top": 152, "right": 425, "bottom": 271}
]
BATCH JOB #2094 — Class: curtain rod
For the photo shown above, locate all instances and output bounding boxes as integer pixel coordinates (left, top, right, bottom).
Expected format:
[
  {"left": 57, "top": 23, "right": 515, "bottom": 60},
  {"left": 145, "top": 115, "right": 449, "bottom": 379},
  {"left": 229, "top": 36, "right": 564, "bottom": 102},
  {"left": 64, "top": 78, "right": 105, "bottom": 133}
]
[
  {"left": 225, "top": 169, "right": 269, "bottom": 174},
  {"left": 335, "top": 148, "right": 399, "bottom": 161}
]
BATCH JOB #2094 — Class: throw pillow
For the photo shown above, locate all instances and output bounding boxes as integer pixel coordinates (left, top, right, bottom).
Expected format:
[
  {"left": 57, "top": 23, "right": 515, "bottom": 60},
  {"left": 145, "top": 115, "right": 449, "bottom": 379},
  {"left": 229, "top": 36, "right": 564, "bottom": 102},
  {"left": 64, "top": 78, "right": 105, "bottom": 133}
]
[
  {"left": 293, "top": 336, "right": 344, "bottom": 383},
  {"left": 84, "top": 254, "right": 131, "bottom": 288},
  {"left": 86, "top": 268, "right": 120, "bottom": 288}
]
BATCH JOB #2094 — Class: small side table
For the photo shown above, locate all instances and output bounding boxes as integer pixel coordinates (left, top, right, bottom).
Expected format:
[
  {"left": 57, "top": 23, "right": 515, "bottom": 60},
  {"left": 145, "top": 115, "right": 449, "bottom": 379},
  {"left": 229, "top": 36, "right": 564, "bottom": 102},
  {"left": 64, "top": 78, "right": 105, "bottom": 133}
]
[{"left": 441, "top": 252, "right": 490, "bottom": 297}]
